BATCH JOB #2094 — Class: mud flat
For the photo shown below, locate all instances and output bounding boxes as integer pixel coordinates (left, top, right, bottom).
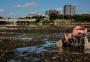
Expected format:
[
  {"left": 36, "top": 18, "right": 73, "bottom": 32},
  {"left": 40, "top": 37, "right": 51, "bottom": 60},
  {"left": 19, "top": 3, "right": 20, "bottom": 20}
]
[
  {"left": 0, "top": 24, "right": 90, "bottom": 33},
  {"left": 0, "top": 24, "right": 90, "bottom": 62},
  {"left": 6, "top": 50, "right": 90, "bottom": 62}
]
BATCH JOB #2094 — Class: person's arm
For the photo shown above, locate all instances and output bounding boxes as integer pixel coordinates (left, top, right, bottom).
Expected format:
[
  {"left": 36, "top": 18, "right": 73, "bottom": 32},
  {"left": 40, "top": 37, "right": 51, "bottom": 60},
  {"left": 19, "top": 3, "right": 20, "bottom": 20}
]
[{"left": 56, "top": 40, "right": 63, "bottom": 49}]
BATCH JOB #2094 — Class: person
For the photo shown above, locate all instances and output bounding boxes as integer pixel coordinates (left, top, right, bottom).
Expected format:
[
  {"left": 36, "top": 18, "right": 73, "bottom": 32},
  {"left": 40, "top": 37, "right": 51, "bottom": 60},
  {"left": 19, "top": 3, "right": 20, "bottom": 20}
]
[
  {"left": 64, "top": 26, "right": 87, "bottom": 41},
  {"left": 72, "top": 26, "right": 87, "bottom": 36},
  {"left": 56, "top": 26, "right": 87, "bottom": 49}
]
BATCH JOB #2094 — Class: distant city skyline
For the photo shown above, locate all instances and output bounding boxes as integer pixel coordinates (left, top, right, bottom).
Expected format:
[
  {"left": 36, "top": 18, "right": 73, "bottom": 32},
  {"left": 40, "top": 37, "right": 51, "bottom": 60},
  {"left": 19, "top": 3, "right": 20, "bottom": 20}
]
[{"left": 0, "top": 0, "right": 90, "bottom": 18}]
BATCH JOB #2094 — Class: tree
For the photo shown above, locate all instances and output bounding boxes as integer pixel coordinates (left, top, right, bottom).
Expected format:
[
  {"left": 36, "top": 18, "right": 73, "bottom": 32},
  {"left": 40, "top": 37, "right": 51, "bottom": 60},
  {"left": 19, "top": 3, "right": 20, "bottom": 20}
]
[
  {"left": 49, "top": 12, "right": 60, "bottom": 20},
  {"left": 73, "top": 14, "right": 90, "bottom": 22},
  {"left": 34, "top": 15, "right": 45, "bottom": 23},
  {"left": 0, "top": 16, "right": 4, "bottom": 19}
]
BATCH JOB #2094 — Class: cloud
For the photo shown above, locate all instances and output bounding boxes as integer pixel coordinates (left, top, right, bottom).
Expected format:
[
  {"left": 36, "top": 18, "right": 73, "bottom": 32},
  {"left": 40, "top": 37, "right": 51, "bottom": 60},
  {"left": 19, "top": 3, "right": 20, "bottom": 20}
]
[
  {"left": 55, "top": 8, "right": 63, "bottom": 11},
  {"left": 0, "top": 9, "right": 5, "bottom": 12},
  {"left": 9, "top": 13, "right": 15, "bottom": 16},
  {"left": 14, "top": 2, "right": 38, "bottom": 8}
]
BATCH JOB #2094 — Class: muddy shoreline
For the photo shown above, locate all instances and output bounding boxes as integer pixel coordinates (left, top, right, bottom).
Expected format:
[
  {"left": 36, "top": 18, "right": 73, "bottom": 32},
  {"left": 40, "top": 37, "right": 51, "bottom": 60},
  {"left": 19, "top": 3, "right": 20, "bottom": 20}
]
[
  {"left": 0, "top": 24, "right": 90, "bottom": 33},
  {"left": 0, "top": 25, "right": 90, "bottom": 62}
]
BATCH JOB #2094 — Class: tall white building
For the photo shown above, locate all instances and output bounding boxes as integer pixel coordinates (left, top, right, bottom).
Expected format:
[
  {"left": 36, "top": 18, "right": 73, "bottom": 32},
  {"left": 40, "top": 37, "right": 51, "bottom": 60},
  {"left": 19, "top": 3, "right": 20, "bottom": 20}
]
[{"left": 64, "top": 5, "right": 76, "bottom": 16}]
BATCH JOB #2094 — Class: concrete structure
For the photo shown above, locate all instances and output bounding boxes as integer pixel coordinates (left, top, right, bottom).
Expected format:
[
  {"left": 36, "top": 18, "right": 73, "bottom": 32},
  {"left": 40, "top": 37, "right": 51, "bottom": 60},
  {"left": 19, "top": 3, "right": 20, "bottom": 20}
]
[
  {"left": 0, "top": 19, "right": 36, "bottom": 26},
  {"left": 64, "top": 5, "right": 76, "bottom": 15}
]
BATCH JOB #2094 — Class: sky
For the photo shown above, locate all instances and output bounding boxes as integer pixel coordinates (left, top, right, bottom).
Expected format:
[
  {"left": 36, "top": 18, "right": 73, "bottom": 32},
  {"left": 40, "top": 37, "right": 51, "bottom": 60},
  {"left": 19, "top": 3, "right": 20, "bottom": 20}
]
[{"left": 0, "top": 0, "right": 90, "bottom": 18}]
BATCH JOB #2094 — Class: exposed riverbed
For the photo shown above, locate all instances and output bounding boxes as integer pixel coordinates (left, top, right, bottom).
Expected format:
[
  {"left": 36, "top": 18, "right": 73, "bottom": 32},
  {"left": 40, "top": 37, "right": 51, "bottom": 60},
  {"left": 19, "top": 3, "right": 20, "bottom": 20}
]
[{"left": 0, "top": 25, "right": 90, "bottom": 62}]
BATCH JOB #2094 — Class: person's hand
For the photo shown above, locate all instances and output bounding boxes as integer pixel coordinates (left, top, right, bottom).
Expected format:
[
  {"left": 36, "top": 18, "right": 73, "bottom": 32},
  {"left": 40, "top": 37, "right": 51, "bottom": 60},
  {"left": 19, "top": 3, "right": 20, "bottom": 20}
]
[{"left": 72, "top": 26, "right": 87, "bottom": 36}]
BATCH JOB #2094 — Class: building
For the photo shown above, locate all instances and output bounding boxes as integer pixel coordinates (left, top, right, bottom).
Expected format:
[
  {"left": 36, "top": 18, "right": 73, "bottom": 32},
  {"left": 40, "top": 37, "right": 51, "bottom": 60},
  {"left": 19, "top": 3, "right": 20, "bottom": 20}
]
[
  {"left": 45, "top": 9, "right": 60, "bottom": 20},
  {"left": 46, "top": 9, "right": 60, "bottom": 15},
  {"left": 64, "top": 5, "right": 76, "bottom": 16},
  {"left": 0, "top": 19, "right": 37, "bottom": 26}
]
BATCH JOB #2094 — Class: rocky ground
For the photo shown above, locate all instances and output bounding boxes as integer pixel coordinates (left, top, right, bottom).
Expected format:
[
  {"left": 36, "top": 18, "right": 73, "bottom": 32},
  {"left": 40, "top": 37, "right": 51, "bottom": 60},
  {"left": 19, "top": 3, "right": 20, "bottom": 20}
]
[
  {"left": 1, "top": 50, "right": 90, "bottom": 62},
  {"left": 0, "top": 25, "right": 90, "bottom": 62}
]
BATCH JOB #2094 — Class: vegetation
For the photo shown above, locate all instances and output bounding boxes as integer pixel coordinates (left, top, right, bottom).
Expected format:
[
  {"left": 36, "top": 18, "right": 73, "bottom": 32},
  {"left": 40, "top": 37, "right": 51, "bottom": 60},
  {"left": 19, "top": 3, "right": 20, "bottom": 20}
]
[
  {"left": 0, "top": 14, "right": 90, "bottom": 25},
  {"left": 0, "top": 21, "right": 11, "bottom": 25},
  {"left": 0, "top": 16, "right": 4, "bottom": 19},
  {"left": 73, "top": 14, "right": 90, "bottom": 22},
  {"left": 57, "top": 14, "right": 90, "bottom": 22},
  {"left": 48, "top": 12, "right": 60, "bottom": 20}
]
